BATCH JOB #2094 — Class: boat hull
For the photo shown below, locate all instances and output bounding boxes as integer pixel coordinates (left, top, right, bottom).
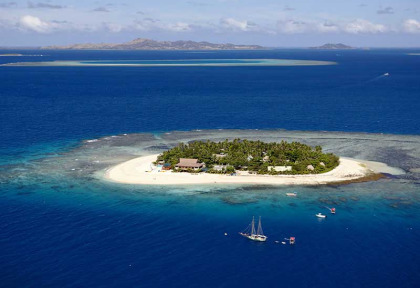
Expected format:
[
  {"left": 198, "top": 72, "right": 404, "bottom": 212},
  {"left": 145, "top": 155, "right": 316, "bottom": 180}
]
[{"left": 239, "top": 232, "right": 267, "bottom": 242}]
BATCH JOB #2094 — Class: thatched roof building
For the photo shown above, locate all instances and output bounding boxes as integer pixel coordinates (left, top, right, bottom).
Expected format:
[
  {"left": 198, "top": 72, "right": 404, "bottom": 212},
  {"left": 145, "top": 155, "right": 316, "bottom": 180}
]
[{"left": 175, "top": 158, "right": 205, "bottom": 170}]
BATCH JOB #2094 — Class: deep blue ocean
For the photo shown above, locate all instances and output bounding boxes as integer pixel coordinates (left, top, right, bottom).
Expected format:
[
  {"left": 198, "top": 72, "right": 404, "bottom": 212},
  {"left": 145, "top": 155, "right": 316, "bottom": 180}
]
[{"left": 0, "top": 49, "right": 419, "bottom": 287}]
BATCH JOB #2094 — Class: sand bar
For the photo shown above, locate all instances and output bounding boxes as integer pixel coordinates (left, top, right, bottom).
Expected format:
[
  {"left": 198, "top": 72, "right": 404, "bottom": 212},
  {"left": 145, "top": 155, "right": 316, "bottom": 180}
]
[
  {"left": 104, "top": 154, "right": 396, "bottom": 185},
  {"left": 1, "top": 59, "right": 336, "bottom": 67}
]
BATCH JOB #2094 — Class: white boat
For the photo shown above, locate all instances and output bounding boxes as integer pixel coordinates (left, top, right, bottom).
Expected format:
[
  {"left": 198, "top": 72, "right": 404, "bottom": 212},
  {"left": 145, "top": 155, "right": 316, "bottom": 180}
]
[
  {"left": 316, "top": 213, "right": 327, "bottom": 218},
  {"left": 239, "top": 216, "right": 267, "bottom": 242},
  {"left": 384, "top": 73, "right": 390, "bottom": 76},
  {"left": 286, "top": 192, "right": 297, "bottom": 197}
]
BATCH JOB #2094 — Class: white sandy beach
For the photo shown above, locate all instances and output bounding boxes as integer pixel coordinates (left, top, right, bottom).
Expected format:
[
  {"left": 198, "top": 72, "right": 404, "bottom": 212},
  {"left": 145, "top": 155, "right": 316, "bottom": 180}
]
[{"left": 103, "top": 154, "right": 399, "bottom": 185}]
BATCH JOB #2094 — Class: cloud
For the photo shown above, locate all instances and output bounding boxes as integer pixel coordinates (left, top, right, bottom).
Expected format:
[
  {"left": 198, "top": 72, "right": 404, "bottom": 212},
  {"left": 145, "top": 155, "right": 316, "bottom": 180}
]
[
  {"left": 0, "top": 19, "right": 8, "bottom": 28},
  {"left": 51, "top": 20, "right": 69, "bottom": 24},
  {"left": 344, "top": 19, "right": 387, "bottom": 33},
  {"left": 316, "top": 22, "right": 340, "bottom": 33},
  {"left": 403, "top": 19, "right": 420, "bottom": 33},
  {"left": 275, "top": 18, "right": 388, "bottom": 34},
  {"left": 167, "top": 22, "right": 192, "bottom": 32},
  {"left": 133, "top": 18, "right": 192, "bottom": 32},
  {"left": 12, "top": 14, "right": 194, "bottom": 34},
  {"left": 277, "top": 20, "right": 307, "bottom": 33},
  {"left": 28, "top": 2, "right": 65, "bottom": 9},
  {"left": 17, "top": 15, "right": 74, "bottom": 33},
  {"left": 0, "top": 1, "right": 16, "bottom": 7},
  {"left": 220, "top": 18, "right": 257, "bottom": 32},
  {"left": 4, "top": 8, "right": 409, "bottom": 38},
  {"left": 283, "top": 5, "right": 295, "bottom": 11},
  {"left": 91, "top": 7, "right": 110, "bottom": 12},
  {"left": 377, "top": 7, "right": 394, "bottom": 15},
  {"left": 277, "top": 19, "right": 339, "bottom": 34},
  {"left": 103, "top": 22, "right": 123, "bottom": 33},
  {"left": 187, "top": 1, "right": 209, "bottom": 6},
  {"left": 19, "top": 15, "right": 52, "bottom": 33}
]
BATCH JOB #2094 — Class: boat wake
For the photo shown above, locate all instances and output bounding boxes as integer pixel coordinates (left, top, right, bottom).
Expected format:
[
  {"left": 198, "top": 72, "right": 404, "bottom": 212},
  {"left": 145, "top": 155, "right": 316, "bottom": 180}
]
[{"left": 366, "top": 73, "right": 390, "bottom": 83}]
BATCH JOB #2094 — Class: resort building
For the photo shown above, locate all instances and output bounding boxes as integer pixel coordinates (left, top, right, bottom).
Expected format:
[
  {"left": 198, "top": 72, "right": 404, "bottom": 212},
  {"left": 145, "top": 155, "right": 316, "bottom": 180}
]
[
  {"left": 162, "top": 163, "right": 172, "bottom": 170},
  {"left": 268, "top": 166, "right": 292, "bottom": 172},
  {"left": 175, "top": 158, "right": 205, "bottom": 171},
  {"left": 212, "top": 164, "right": 227, "bottom": 172}
]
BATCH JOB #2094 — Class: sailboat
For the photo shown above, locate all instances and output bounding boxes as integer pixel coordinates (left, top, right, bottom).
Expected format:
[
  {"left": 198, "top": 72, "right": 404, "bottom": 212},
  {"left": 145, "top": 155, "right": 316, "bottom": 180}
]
[{"left": 239, "top": 216, "right": 267, "bottom": 242}]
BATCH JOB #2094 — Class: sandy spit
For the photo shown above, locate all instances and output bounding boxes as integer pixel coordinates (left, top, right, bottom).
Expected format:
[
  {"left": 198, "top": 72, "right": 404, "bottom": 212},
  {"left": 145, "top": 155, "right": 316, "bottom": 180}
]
[{"left": 103, "top": 154, "right": 397, "bottom": 186}]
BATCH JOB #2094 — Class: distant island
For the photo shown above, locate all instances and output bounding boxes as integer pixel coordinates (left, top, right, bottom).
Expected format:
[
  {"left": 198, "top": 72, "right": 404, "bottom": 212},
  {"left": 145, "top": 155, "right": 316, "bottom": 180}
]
[
  {"left": 310, "top": 43, "right": 354, "bottom": 49},
  {"left": 0, "top": 53, "right": 24, "bottom": 56},
  {"left": 42, "top": 38, "right": 264, "bottom": 50}
]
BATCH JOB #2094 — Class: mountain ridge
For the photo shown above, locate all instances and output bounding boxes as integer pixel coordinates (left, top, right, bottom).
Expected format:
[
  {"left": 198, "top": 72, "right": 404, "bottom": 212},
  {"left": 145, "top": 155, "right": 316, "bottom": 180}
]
[
  {"left": 42, "top": 38, "right": 265, "bottom": 50},
  {"left": 310, "top": 43, "right": 354, "bottom": 49}
]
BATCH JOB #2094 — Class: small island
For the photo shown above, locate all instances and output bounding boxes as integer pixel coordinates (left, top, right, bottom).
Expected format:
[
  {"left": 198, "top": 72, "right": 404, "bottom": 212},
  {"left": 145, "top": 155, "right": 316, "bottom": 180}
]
[
  {"left": 0, "top": 53, "right": 24, "bottom": 56},
  {"left": 105, "top": 139, "right": 381, "bottom": 185},
  {"left": 156, "top": 139, "right": 339, "bottom": 175},
  {"left": 310, "top": 43, "right": 354, "bottom": 49}
]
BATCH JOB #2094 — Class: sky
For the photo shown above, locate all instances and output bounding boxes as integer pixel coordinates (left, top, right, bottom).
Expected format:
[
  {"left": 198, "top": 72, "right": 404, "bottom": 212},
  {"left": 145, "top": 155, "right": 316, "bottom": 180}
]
[{"left": 0, "top": 0, "right": 419, "bottom": 47}]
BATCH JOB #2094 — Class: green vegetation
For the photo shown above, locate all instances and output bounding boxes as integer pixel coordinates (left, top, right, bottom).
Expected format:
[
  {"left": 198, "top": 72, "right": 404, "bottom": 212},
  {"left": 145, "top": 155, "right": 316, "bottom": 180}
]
[{"left": 157, "top": 139, "right": 339, "bottom": 175}]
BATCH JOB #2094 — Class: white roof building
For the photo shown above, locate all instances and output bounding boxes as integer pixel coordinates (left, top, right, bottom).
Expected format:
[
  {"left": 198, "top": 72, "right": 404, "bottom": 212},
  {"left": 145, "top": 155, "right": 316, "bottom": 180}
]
[{"left": 268, "top": 166, "right": 292, "bottom": 172}]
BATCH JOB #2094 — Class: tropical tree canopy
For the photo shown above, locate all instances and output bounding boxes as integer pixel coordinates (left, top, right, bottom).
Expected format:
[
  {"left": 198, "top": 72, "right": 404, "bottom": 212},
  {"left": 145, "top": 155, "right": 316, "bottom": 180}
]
[{"left": 157, "top": 139, "right": 339, "bottom": 174}]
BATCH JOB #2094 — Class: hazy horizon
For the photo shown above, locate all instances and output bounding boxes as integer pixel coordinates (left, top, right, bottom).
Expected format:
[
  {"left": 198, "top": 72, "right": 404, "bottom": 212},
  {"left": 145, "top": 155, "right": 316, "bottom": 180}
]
[{"left": 1, "top": 38, "right": 420, "bottom": 49}]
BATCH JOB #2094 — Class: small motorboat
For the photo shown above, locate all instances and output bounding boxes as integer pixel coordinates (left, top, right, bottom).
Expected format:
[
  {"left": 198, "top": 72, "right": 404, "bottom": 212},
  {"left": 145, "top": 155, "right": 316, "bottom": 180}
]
[
  {"left": 284, "top": 237, "right": 296, "bottom": 245},
  {"left": 384, "top": 72, "right": 390, "bottom": 76},
  {"left": 286, "top": 192, "right": 297, "bottom": 197},
  {"left": 325, "top": 206, "right": 336, "bottom": 214},
  {"left": 316, "top": 213, "right": 327, "bottom": 218}
]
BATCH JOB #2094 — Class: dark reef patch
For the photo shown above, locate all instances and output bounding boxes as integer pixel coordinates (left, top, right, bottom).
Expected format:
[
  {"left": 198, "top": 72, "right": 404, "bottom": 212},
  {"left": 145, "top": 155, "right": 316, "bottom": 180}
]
[{"left": 327, "top": 173, "right": 386, "bottom": 186}]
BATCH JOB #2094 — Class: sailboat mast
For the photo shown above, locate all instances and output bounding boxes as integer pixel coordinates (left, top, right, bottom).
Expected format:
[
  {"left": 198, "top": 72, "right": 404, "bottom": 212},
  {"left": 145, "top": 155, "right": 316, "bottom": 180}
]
[
  {"left": 251, "top": 216, "right": 256, "bottom": 235},
  {"left": 257, "top": 216, "right": 264, "bottom": 235}
]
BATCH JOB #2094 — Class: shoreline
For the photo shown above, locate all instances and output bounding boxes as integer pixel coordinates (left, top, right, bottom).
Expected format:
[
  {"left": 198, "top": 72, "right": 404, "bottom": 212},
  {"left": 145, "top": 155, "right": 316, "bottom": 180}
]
[{"left": 103, "top": 154, "right": 393, "bottom": 186}]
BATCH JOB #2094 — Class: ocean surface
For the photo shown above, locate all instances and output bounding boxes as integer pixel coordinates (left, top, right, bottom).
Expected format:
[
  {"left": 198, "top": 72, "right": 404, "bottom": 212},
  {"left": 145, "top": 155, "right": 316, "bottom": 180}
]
[{"left": 0, "top": 49, "right": 419, "bottom": 287}]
